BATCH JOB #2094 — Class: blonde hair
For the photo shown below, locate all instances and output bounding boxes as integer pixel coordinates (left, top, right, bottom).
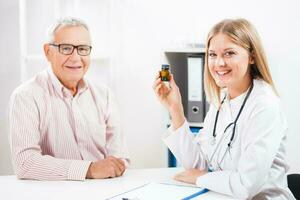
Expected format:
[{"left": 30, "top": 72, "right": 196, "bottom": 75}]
[{"left": 204, "top": 18, "right": 277, "bottom": 104}]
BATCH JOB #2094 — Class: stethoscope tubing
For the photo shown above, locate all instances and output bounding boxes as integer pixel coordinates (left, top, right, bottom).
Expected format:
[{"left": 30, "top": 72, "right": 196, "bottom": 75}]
[
  {"left": 207, "top": 82, "right": 254, "bottom": 170},
  {"left": 212, "top": 83, "right": 254, "bottom": 147}
]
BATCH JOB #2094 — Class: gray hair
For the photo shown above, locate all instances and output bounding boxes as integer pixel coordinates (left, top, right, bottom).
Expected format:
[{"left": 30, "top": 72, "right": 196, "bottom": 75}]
[{"left": 47, "top": 17, "right": 90, "bottom": 43}]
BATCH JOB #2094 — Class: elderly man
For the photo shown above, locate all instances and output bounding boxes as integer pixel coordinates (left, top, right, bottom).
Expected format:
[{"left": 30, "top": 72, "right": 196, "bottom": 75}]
[{"left": 9, "top": 18, "right": 129, "bottom": 181}]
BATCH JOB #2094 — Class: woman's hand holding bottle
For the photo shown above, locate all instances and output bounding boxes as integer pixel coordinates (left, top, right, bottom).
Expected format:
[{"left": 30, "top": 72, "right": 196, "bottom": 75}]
[{"left": 153, "top": 73, "right": 185, "bottom": 129}]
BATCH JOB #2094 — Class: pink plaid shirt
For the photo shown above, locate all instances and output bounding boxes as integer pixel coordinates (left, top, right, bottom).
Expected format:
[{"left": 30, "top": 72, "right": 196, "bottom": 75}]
[{"left": 9, "top": 68, "right": 129, "bottom": 181}]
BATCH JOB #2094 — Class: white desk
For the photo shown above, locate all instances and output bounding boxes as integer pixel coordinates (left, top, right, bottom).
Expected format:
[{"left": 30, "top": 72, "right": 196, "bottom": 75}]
[{"left": 0, "top": 168, "right": 240, "bottom": 200}]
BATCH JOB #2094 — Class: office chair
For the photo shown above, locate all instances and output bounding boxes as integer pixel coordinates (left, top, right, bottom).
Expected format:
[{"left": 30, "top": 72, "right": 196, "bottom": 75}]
[{"left": 287, "top": 174, "right": 300, "bottom": 199}]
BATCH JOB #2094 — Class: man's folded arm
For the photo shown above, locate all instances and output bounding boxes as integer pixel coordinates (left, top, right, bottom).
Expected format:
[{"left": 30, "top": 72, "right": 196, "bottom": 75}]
[{"left": 9, "top": 90, "right": 91, "bottom": 181}]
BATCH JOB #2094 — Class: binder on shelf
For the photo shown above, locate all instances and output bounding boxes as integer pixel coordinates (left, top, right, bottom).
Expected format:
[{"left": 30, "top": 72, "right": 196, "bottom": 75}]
[{"left": 187, "top": 55, "right": 205, "bottom": 123}]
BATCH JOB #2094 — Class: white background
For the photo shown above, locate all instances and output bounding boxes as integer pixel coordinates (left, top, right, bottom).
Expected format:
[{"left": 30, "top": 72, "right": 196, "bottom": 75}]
[{"left": 0, "top": 0, "right": 299, "bottom": 175}]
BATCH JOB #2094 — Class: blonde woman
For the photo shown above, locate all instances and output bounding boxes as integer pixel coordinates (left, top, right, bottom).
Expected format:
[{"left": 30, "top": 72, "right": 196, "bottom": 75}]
[{"left": 153, "top": 18, "right": 295, "bottom": 199}]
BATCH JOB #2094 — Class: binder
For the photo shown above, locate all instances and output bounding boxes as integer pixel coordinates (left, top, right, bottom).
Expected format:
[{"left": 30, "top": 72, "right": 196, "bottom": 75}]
[{"left": 187, "top": 55, "right": 205, "bottom": 122}]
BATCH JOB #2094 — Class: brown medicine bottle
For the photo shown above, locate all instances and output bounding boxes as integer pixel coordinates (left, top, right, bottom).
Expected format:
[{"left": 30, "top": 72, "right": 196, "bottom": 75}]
[{"left": 160, "top": 64, "right": 170, "bottom": 81}]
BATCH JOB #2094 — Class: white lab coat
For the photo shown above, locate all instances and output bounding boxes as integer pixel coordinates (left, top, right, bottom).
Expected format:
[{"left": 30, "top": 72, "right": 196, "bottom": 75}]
[{"left": 163, "top": 79, "right": 295, "bottom": 200}]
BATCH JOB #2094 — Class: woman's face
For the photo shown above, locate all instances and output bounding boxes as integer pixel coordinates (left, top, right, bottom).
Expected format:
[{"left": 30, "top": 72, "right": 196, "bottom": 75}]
[{"left": 208, "top": 33, "right": 254, "bottom": 96}]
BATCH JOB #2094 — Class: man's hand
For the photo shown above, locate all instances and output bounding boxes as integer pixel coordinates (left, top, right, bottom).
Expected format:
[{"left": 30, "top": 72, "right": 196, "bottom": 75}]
[
  {"left": 174, "top": 169, "right": 207, "bottom": 184},
  {"left": 86, "top": 156, "right": 126, "bottom": 179}
]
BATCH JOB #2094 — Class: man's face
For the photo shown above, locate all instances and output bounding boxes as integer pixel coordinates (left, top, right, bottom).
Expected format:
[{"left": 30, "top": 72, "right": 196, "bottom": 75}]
[{"left": 44, "top": 25, "right": 91, "bottom": 89}]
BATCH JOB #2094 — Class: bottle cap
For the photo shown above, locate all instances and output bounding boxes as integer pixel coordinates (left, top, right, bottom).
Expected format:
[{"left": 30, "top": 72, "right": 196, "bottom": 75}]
[{"left": 161, "top": 64, "right": 169, "bottom": 70}]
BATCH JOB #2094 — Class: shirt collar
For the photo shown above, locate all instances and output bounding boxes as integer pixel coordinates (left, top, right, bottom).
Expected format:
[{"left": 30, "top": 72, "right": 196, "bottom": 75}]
[{"left": 47, "top": 67, "right": 89, "bottom": 98}]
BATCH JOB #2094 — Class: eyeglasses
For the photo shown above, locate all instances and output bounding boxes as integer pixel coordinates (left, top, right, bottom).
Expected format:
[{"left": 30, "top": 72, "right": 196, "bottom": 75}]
[{"left": 50, "top": 44, "right": 92, "bottom": 56}]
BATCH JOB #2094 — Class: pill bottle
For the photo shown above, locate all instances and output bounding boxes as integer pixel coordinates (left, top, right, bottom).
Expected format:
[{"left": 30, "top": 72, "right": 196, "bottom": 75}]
[{"left": 160, "top": 64, "right": 170, "bottom": 81}]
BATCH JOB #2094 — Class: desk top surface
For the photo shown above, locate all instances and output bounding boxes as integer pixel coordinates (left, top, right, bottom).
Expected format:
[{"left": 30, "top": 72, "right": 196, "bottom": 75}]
[{"left": 0, "top": 167, "right": 239, "bottom": 200}]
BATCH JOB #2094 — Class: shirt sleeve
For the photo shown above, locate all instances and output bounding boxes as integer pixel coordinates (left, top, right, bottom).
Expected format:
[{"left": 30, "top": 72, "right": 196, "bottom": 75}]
[
  {"left": 104, "top": 88, "right": 130, "bottom": 166},
  {"left": 9, "top": 90, "right": 91, "bottom": 181},
  {"left": 196, "top": 102, "right": 287, "bottom": 199},
  {"left": 162, "top": 105, "right": 215, "bottom": 170},
  {"left": 163, "top": 120, "right": 205, "bottom": 169}
]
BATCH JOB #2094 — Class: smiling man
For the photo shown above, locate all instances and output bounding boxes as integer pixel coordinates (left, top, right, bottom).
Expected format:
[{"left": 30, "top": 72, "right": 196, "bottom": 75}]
[{"left": 9, "top": 17, "right": 129, "bottom": 181}]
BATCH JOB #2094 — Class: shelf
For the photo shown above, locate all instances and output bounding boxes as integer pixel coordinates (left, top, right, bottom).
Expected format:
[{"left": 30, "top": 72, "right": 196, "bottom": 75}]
[
  {"left": 166, "top": 122, "right": 203, "bottom": 128},
  {"left": 165, "top": 47, "right": 206, "bottom": 53},
  {"left": 164, "top": 43, "right": 205, "bottom": 54},
  {"left": 188, "top": 122, "right": 203, "bottom": 128}
]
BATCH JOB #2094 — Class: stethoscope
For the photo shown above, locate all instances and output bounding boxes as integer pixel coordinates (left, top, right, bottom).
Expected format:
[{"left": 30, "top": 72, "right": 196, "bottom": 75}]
[{"left": 207, "top": 82, "right": 254, "bottom": 171}]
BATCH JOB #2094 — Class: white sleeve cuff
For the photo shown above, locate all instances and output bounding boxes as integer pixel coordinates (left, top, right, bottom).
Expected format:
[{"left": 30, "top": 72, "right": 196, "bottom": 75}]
[
  {"left": 162, "top": 119, "right": 189, "bottom": 140},
  {"left": 68, "top": 160, "right": 92, "bottom": 181}
]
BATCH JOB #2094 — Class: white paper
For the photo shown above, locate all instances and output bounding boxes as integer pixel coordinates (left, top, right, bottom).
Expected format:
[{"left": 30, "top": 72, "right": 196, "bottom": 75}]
[
  {"left": 159, "top": 178, "right": 200, "bottom": 188},
  {"left": 107, "top": 182, "right": 206, "bottom": 200}
]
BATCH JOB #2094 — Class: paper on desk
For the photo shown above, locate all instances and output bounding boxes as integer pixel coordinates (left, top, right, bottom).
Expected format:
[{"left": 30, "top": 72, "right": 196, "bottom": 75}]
[
  {"left": 159, "top": 178, "right": 201, "bottom": 188},
  {"left": 107, "top": 182, "right": 206, "bottom": 200}
]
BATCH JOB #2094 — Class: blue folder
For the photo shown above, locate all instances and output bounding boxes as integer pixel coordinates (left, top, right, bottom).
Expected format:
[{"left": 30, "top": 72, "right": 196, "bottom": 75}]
[{"left": 182, "top": 188, "right": 209, "bottom": 200}]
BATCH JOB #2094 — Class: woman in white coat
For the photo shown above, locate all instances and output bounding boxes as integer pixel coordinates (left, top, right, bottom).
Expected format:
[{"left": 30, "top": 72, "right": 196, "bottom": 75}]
[{"left": 153, "top": 18, "right": 295, "bottom": 199}]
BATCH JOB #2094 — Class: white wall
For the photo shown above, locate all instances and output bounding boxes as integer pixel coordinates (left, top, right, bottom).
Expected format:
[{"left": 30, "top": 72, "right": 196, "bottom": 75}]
[
  {"left": 0, "top": 0, "right": 20, "bottom": 175},
  {"left": 0, "top": 0, "right": 299, "bottom": 174}
]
